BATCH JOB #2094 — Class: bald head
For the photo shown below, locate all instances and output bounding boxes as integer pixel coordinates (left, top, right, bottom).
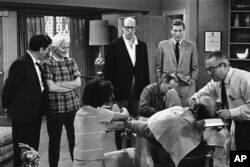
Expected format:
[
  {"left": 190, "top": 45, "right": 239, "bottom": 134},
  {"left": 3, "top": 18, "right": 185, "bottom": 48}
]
[
  {"left": 122, "top": 17, "right": 136, "bottom": 40},
  {"left": 123, "top": 17, "right": 136, "bottom": 26}
]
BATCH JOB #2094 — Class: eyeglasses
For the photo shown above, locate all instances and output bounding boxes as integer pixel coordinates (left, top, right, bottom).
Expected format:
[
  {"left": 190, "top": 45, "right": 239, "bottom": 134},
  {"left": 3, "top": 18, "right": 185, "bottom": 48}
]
[
  {"left": 123, "top": 26, "right": 136, "bottom": 31},
  {"left": 206, "top": 63, "right": 223, "bottom": 73}
]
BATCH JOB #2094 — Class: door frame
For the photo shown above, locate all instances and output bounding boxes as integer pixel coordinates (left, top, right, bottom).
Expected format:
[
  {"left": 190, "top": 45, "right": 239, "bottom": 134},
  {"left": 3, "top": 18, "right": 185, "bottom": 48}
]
[{"left": 162, "top": 9, "right": 187, "bottom": 39}]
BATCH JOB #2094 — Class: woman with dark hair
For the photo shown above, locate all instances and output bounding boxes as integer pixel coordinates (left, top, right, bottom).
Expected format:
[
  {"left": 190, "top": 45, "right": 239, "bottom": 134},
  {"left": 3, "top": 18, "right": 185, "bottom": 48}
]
[{"left": 73, "top": 79, "right": 129, "bottom": 167}]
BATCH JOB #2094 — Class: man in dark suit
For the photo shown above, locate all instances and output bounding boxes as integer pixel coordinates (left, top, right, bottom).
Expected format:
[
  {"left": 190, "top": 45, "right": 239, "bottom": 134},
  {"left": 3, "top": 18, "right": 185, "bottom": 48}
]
[
  {"left": 155, "top": 19, "right": 199, "bottom": 107},
  {"left": 2, "top": 34, "right": 52, "bottom": 167},
  {"left": 104, "top": 17, "right": 150, "bottom": 150}
]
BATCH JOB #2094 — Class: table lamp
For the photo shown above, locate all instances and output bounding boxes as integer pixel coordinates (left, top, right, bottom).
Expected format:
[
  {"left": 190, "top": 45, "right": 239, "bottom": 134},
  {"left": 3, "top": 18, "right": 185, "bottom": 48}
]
[{"left": 89, "top": 20, "right": 109, "bottom": 77}]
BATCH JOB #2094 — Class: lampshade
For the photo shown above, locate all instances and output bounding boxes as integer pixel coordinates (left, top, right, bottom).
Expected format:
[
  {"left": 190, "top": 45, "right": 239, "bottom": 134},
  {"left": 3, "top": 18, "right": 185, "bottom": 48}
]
[{"left": 89, "top": 20, "right": 109, "bottom": 45}]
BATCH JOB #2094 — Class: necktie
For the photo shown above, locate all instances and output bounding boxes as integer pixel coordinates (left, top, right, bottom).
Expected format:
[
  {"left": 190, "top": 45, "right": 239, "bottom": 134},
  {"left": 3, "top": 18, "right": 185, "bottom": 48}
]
[
  {"left": 175, "top": 42, "right": 180, "bottom": 64},
  {"left": 221, "top": 81, "right": 231, "bottom": 129},
  {"left": 221, "top": 81, "right": 228, "bottom": 109},
  {"left": 35, "top": 62, "right": 44, "bottom": 91}
]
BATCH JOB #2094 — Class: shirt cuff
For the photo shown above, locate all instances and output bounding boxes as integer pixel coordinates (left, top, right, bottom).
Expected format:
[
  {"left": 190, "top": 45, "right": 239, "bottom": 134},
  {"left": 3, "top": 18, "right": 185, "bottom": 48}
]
[{"left": 230, "top": 108, "right": 241, "bottom": 117}]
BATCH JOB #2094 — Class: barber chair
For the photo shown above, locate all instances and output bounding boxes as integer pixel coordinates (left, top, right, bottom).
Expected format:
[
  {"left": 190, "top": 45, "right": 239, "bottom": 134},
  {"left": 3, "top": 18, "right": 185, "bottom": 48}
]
[
  {"left": 141, "top": 118, "right": 227, "bottom": 167},
  {"left": 178, "top": 118, "right": 228, "bottom": 167},
  {"left": 104, "top": 121, "right": 136, "bottom": 167}
]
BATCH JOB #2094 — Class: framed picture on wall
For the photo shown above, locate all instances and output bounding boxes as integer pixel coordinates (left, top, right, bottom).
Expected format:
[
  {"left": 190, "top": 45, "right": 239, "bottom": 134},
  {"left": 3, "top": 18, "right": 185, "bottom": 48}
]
[{"left": 205, "top": 31, "right": 221, "bottom": 52}]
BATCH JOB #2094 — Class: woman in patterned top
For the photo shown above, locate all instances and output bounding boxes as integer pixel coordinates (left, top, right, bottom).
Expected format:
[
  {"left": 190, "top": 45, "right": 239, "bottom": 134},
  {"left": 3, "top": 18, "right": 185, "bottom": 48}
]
[{"left": 41, "top": 33, "right": 81, "bottom": 167}]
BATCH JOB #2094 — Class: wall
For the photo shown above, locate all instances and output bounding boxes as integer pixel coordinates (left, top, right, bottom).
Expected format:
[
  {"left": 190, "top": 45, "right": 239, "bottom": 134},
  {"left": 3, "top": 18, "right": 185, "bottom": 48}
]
[
  {"left": 161, "top": 0, "right": 197, "bottom": 43},
  {"left": 0, "top": 0, "right": 161, "bottom": 14},
  {"left": 0, "top": 11, "right": 17, "bottom": 115},
  {"left": 197, "top": 0, "right": 229, "bottom": 89}
]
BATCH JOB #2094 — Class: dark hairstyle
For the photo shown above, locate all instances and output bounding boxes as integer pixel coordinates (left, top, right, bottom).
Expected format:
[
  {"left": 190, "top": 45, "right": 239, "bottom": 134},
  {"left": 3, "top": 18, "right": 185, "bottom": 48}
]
[
  {"left": 82, "top": 79, "right": 114, "bottom": 108},
  {"left": 29, "top": 34, "right": 52, "bottom": 51},
  {"left": 194, "top": 96, "right": 217, "bottom": 120},
  {"left": 171, "top": 19, "right": 185, "bottom": 30},
  {"left": 161, "top": 73, "right": 178, "bottom": 84}
]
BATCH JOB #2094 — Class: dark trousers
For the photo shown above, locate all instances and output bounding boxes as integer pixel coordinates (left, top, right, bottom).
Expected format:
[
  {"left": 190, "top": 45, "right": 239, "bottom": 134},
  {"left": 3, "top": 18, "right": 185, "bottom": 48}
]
[
  {"left": 46, "top": 110, "right": 77, "bottom": 167},
  {"left": 235, "top": 121, "right": 250, "bottom": 150},
  {"left": 12, "top": 116, "right": 42, "bottom": 167}
]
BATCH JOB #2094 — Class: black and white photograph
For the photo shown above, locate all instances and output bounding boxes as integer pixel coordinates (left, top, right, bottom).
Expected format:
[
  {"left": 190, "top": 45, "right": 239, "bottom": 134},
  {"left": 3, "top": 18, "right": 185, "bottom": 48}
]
[{"left": 0, "top": 0, "right": 250, "bottom": 167}]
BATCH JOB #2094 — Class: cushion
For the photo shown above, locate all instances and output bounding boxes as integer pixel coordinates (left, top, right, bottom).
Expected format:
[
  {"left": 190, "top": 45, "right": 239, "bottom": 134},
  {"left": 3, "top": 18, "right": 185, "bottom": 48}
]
[{"left": 0, "top": 127, "right": 12, "bottom": 147}]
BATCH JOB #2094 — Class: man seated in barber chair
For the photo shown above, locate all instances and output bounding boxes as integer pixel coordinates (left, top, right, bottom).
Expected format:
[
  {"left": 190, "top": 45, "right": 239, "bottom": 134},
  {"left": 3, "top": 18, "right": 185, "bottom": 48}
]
[
  {"left": 138, "top": 73, "right": 182, "bottom": 166},
  {"left": 127, "top": 96, "right": 229, "bottom": 167}
]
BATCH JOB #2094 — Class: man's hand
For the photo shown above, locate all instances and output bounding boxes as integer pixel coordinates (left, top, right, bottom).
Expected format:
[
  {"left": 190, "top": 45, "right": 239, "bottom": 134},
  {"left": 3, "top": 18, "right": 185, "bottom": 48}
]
[
  {"left": 216, "top": 109, "right": 231, "bottom": 120},
  {"left": 112, "top": 103, "right": 120, "bottom": 112},
  {"left": 120, "top": 107, "right": 129, "bottom": 118},
  {"left": 189, "top": 79, "right": 195, "bottom": 86},
  {"left": 187, "top": 98, "right": 196, "bottom": 110}
]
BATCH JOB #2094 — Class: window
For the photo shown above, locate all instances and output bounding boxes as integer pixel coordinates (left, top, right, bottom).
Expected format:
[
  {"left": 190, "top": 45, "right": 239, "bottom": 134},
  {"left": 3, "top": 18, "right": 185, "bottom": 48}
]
[{"left": 44, "top": 16, "right": 70, "bottom": 37}]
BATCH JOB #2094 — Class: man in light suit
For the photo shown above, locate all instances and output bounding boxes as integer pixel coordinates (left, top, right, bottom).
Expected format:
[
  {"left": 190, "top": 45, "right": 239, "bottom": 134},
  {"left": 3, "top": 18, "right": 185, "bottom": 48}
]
[
  {"left": 155, "top": 19, "right": 199, "bottom": 106},
  {"left": 104, "top": 17, "right": 150, "bottom": 150},
  {"left": 2, "top": 34, "right": 52, "bottom": 167}
]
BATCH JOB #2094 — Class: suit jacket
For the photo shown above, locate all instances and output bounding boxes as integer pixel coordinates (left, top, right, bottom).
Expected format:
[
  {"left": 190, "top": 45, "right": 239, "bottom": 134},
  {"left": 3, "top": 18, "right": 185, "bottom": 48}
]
[
  {"left": 2, "top": 53, "right": 48, "bottom": 123},
  {"left": 104, "top": 36, "right": 150, "bottom": 101},
  {"left": 155, "top": 38, "right": 199, "bottom": 85}
]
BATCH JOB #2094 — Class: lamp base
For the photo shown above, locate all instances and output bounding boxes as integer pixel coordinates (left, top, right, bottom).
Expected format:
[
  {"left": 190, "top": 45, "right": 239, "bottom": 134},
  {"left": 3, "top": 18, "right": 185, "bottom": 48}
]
[{"left": 94, "top": 47, "right": 105, "bottom": 78}]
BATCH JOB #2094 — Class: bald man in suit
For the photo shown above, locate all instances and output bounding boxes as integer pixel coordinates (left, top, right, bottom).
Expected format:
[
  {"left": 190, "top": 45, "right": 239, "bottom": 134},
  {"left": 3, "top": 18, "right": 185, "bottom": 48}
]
[
  {"left": 104, "top": 17, "right": 149, "bottom": 150},
  {"left": 155, "top": 19, "right": 199, "bottom": 107}
]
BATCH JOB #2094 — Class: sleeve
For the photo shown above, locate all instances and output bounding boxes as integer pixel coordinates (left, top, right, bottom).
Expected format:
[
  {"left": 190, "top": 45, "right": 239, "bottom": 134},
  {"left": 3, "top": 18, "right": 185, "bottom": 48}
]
[
  {"left": 165, "top": 89, "right": 182, "bottom": 108},
  {"left": 191, "top": 80, "right": 219, "bottom": 100},
  {"left": 190, "top": 42, "right": 199, "bottom": 80},
  {"left": 71, "top": 59, "right": 81, "bottom": 78},
  {"left": 155, "top": 42, "right": 163, "bottom": 82},
  {"left": 41, "top": 61, "right": 53, "bottom": 80},
  {"left": 97, "top": 107, "right": 115, "bottom": 123},
  {"left": 230, "top": 76, "right": 250, "bottom": 120},
  {"left": 104, "top": 43, "right": 115, "bottom": 84},
  {"left": 2, "top": 60, "right": 25, "bottom": 109},
  {"left": 131, "top": 120, "right": 156, "bottom": 142},
  {"left": 139, "top": 87, "right": 157, "bottom": 117}
]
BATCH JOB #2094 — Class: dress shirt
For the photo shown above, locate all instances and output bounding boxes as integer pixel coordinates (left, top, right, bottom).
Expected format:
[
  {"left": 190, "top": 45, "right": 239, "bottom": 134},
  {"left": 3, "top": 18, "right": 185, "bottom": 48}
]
[
  {"left": 172, "top": 39, "right": 182, "bottom": 50},
  {"left": 192, "top": 67, "right": 250, "bottom": 120},
  {"left": 123, "top": 35, "right": 138, "bottom": 66},
  {"left": 27, "top": 50, "right": 44, "bottom": 92}
]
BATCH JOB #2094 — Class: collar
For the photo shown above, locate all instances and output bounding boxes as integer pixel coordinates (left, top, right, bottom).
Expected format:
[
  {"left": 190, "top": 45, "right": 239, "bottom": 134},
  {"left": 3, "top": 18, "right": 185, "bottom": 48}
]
[
  {"left": 182, "top": 108, "right": 196, "bottom": 123},
  {"left": 222, "top": 67, "right": 233, "bottom": 85},
  {"left": 52, "top": 55, "right": 68, "bottom": 62},
  {"left": 27, "top": 50, "right": 40, "bottom": 64},
  {"left": 122, "top": 34, "right": 138, "bottom": 46},
  {"left": 172, "top": 38, "right": 183, "bottom": 46}
]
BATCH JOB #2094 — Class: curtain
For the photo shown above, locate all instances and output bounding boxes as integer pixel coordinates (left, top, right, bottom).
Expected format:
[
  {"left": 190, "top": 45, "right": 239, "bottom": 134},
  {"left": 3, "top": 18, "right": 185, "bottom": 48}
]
[
  {"left": 17, "top": 13, "right": 45, "bottom": 57},
  {"left": 70, "top": 16, "right": 100, "bottom": 100}
]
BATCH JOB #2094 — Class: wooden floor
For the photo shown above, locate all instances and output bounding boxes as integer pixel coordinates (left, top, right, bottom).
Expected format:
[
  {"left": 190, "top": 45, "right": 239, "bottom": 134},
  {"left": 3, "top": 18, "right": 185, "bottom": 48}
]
[{"left": 3, "top": 117, "right": 117, "bottom": 167}]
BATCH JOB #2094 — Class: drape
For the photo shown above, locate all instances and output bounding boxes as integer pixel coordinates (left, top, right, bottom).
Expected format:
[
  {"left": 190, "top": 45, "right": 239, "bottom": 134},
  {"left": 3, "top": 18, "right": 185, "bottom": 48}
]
[
  {"left": 17, "top": 13, "right": 45, "bottom": 57},
  {"left": 70, "top": 16, "right": 100, "bottom": 100},
  {"left": 17, "top": 13, "right": 100, "bottom": 103}
]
